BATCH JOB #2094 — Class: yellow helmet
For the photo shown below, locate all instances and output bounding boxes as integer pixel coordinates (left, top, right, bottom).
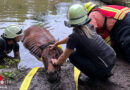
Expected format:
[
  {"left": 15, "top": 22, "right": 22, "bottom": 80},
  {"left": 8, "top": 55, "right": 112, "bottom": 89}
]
[{"left": 84, "top": 2, "right": 96, "bottom": 14}]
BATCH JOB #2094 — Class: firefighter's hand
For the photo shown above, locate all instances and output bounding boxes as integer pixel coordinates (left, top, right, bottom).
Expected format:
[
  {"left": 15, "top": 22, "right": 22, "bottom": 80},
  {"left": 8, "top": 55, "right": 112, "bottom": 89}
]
[
  {"left": 5, "top": 56, "right": 14, "bottom": 59},
  {"left": 51, "top": 59, "right": 58, "bottom": 66}
]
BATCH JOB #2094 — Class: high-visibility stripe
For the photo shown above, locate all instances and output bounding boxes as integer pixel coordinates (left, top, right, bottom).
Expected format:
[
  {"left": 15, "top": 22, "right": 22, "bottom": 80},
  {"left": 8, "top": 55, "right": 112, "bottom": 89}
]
[
  {"left": 117, "top": 8, "right": 130, "bottom": 20},
  {"left": 114, "top": 7, "right": 128, "bottom": 19},
  {"left": 107, "top": 41, "right": 112, "bottom": 46},
  {"left": 20, "top": 67, "right": 40, "bottom": 90},
  {"left": 100, "top": 6, "right": 119, "bottom": 13},
  {"left": 119, "top": 9, "right": 130, "bottom": 20},
  {"left": 104, "top": 36, "right": 111, "bottom": 42},
  {"left": 100, "top": 6, "right": 130, "bottom": 20},
  {"left": 104, "top": 36, "right": 112, "bottom": 45}
]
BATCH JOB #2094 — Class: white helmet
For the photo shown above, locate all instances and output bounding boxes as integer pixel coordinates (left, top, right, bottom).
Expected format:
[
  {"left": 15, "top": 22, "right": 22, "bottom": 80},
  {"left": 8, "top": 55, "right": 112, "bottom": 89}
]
[{"left": 3, "top": 24, "right": 23, "bottom": 39}]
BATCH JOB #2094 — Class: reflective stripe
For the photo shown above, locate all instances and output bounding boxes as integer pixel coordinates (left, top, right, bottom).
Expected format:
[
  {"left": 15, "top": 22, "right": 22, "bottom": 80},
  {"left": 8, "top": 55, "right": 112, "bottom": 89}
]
[
  {"left": 104, "top": 36, "right": 112, "bottom": 46},
  {"left": 100, "top": 6, "right": 130, "bottom": 20},
  {"left": 98, "top": 57, "right": 108, "bottom": 68},
  {"left": 100, "top": 6, "right": 119, "bottom": 13},
  {"left": 107, "top": 40, "right": 112, "bottom": 46},
  {"left": 115, "top": 7, "right": 128, "bottom": 19},
  {"left": 119, "top": 9, "right": 130, "bottom": 20},
  {"left": 114, "top": 8, "right": 125, "bottom": 19},
  {"left": 88, "top": 4, "right": 96, "bottom": 13},
  {"left": 104, "top": 36, "right": 111, "bottom": 43}
]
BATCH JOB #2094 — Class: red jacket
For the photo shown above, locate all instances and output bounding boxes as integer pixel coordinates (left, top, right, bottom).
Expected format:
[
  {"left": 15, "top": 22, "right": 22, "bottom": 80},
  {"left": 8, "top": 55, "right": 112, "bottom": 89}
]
[{"left": 93, "top": 5, "right": 130, "bottom": 20}]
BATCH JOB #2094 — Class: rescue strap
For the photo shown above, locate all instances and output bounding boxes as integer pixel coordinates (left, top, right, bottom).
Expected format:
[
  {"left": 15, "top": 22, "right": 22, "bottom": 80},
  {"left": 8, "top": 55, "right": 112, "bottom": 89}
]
[
  {"left": 20, "top": 67, "right": 40, "bottom": 90},
  {"left": 74, "top": 67, "right": 81, "bottom": 90}
]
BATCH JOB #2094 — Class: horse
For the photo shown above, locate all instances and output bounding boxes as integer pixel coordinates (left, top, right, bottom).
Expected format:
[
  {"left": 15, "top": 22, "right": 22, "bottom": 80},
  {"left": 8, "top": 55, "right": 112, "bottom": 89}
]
[{"left": 22, "top": 25, "right": 63, "bottom": 82}]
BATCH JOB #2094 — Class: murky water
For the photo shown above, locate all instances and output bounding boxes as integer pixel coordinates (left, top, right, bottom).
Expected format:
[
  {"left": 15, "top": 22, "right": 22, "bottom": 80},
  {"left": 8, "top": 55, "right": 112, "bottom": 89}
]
[{"left": 0, "top": 0, "right": 85, "bottom": 68}]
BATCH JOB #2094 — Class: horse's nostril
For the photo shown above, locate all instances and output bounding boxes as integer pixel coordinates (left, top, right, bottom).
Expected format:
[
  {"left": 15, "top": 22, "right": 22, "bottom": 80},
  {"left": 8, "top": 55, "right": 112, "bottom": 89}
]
[{"left": 46, "top": 71, "right": 60, "bottom": 83}]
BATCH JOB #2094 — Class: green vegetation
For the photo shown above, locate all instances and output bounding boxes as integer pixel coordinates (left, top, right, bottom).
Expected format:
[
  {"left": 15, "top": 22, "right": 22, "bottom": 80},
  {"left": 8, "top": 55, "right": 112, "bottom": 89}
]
[
  {"left": 3, "top": 58, "right": 20, "bottom": 68},
  {"left": 0, "top": 57, "right": 27, "bottom": 84},
  {"left": 0, "top": 68, "right": 28, "bottom": 85}
]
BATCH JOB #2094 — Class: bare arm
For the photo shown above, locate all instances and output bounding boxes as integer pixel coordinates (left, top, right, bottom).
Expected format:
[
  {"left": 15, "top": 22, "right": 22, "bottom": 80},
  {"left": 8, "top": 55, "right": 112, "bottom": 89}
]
[
  {"left": 56, "top": 37, "right": 69, "bottom": 45},
  {"left": 14, "top": 51, "right": 20, "bottom": 59},
  {"left": 51, "top": 48, "right": 73, "bottom": 65},
  {"left": 50, "top": 37, "right": 69, "bottom": 49}
]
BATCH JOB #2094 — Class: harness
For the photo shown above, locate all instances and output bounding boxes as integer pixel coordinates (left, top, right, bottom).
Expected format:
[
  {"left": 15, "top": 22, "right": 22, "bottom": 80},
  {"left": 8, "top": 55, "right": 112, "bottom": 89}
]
[{"left": 40, "top": 40, "right": 55, "bottom": 50}]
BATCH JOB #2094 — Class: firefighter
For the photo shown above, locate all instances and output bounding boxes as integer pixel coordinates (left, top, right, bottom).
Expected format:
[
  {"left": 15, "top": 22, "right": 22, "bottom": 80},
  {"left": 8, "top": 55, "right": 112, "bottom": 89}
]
[
  {"left": 0, "top": 24, "right": 23, "bottom": 64},
  {"left": 50, "top": 4, "right": 116, "bottom": 84},
  {"left": 84, "top": 2, "right": 130, "bottom": 62}
]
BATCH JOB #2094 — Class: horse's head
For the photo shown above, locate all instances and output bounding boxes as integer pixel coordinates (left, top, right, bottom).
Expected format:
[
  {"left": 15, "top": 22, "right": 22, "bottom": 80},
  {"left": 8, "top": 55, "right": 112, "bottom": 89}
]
[{"left": 40, "top": 45, "right": 63, "bottom": 82}]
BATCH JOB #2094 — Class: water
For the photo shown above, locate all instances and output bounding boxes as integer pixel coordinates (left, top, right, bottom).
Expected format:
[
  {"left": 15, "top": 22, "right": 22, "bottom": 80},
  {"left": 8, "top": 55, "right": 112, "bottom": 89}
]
[{"left": 0, "top": 0, "right": 85, "bottom": 69}]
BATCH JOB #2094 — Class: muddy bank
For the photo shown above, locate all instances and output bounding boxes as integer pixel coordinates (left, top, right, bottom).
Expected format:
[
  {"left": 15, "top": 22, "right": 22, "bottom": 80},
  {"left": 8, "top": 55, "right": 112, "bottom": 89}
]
[{"left": 4, "top": 57, "right": 130, "bottom": 90}]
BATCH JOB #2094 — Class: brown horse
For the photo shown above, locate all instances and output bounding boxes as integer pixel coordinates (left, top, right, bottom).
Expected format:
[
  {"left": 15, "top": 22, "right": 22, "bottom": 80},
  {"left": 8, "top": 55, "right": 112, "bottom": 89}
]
[{"left": 22, "top": 25, "right": 63, "bottom": 82}]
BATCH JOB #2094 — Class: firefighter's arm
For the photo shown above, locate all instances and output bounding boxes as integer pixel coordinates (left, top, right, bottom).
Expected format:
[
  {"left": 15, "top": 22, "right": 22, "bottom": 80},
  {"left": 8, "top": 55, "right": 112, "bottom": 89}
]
[
  {"left": 51, "top": 48, "right": 73, "bottom": 66},
  {"left": 13, "top": 43, "right": 20, "bottom": 59},
  {"left": 14, "top": 51, "right": 20, "bottom": 59}
]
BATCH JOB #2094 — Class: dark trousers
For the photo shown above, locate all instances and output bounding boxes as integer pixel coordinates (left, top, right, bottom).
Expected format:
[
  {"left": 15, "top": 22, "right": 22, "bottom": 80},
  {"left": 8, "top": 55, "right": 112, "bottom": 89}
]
[
  {"left": 0, "top": 57, "right": 5, "bottom": 64},
  {"left": 110, "top": 13, "right": 130, "bottom": 62},
  {"left": 69, "top": 51, "right": 114, "bottom": 80},
  {"left": 0, "top": 54, "right": 8, "bottom": 64}
]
